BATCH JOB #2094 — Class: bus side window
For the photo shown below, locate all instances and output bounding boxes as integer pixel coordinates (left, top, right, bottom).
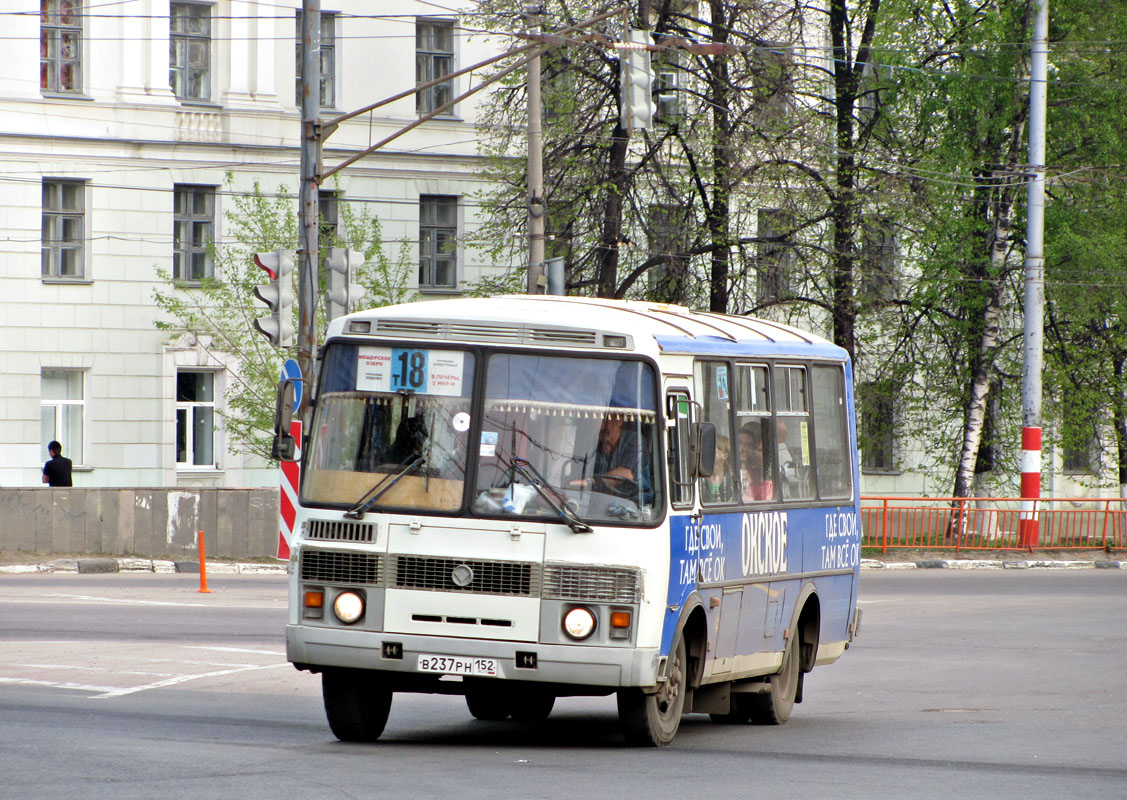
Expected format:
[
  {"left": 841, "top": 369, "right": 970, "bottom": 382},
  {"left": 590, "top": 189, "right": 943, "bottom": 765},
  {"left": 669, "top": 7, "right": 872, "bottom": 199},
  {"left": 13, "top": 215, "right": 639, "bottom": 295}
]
[
  {"left": 695, "top": 362, "right": 737, "bottom": 505},
  {"left": 812, "top": 364, "right": 853, "bottom": 500},
  {"left": 666, "top": 392, "right": 694, "bottom": 508},
  {"left": 734, "top": 364, "right": 774, "bottom": 503},
  {"left": 776, "top": 365, "right": 815, "bottom": 501}
]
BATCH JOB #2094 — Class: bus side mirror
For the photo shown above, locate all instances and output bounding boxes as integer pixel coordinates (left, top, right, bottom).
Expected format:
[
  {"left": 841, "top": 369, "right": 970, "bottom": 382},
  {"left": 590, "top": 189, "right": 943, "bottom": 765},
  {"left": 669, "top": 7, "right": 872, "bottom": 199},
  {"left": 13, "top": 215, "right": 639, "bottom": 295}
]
[
  {"left": 695, "top": 422, "right": 717, "bottom": 478},
  {"left": 272, "top": 379, "right": 297, "bottom": 462}
]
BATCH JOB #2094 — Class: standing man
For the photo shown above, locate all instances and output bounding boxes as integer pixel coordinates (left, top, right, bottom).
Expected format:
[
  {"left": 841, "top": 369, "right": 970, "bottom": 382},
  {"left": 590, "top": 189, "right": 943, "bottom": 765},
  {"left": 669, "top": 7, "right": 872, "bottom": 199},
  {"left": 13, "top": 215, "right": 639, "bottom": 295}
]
[{"left": 42, "top": 440, "right": 73, "bottom": 487}]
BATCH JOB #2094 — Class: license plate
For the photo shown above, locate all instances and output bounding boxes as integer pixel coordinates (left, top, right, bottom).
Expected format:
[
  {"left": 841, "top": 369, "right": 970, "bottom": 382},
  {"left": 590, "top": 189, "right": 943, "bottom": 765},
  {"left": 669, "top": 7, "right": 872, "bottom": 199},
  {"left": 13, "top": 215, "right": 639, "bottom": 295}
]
[{"left": 417, "top": 654, "right": 499, "bottom": 677}]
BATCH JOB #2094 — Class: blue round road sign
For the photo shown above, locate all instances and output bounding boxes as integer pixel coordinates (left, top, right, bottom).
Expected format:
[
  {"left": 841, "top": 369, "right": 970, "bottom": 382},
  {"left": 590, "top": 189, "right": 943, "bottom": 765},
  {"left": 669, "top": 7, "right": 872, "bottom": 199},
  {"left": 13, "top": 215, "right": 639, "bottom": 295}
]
[{"left": 281, "top": 358, "right": 303, "bottom": 410}]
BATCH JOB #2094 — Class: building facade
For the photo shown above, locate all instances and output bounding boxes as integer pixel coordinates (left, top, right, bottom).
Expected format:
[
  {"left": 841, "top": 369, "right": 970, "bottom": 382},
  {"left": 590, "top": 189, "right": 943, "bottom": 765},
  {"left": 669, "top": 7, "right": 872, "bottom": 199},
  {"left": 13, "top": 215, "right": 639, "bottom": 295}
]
[{"left": 2, "top": 1, "right": 508, "bottom": 489}]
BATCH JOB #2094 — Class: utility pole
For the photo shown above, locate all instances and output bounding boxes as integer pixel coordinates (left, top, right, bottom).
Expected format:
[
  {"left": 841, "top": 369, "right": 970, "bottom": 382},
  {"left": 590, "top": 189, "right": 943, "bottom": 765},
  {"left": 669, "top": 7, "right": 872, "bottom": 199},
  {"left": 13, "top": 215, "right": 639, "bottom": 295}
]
[
  {"left": 1020, "top": 0, "right": 1048, "bottom": 548},
  {"left": 525, "top": 6, "right": 547, "bottom": 294},
  {"left": 298, "top": 0, "right": 321, "bottom": 415}
]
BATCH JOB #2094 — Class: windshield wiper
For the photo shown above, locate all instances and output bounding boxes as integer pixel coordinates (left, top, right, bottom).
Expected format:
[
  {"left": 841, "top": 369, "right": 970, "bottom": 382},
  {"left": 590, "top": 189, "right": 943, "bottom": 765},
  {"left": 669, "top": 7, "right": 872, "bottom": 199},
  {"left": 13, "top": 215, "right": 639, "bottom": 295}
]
[
  {"left": 511, "top": 457, "right": 593, "bottom": 534},
  {"left": 344, "top": 449, "right": 427, "bottom": 520}
]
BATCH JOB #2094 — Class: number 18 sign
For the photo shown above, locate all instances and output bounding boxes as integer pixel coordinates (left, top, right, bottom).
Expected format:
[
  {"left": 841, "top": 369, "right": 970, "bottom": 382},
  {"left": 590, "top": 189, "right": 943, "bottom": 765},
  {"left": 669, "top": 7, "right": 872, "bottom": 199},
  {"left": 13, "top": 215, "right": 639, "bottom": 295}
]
[{"left": 357, "top": 346, "right": 465, "bottom": 396}]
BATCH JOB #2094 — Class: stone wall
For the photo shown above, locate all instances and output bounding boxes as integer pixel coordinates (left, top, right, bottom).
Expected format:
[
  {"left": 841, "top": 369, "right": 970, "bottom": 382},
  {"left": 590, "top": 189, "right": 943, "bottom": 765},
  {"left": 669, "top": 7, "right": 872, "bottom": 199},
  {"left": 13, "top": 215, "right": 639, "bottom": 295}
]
[{"left": 0, "top": 488, "right": 279, "bottom": 560}]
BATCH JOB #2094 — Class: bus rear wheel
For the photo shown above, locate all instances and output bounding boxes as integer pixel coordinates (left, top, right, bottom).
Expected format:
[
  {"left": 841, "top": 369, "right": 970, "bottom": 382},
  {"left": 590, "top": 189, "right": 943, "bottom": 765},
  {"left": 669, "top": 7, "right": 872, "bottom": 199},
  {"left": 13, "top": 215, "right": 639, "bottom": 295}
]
[
  {"left": 747, "top": 631, "right": 800, "bottom": 725},
  {"left": 322, "top": 668, "right": 393, "bottom": 742},
  {"left": 617, "top": 636, "right": 686, "bottom": 747}
]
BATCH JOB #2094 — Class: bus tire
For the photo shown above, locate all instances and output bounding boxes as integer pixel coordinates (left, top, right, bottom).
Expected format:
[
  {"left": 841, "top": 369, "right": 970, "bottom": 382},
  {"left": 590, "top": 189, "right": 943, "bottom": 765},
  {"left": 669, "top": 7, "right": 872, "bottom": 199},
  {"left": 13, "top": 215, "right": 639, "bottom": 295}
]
[
  {"left": 617, "top": 635, "right": 686, "bottom": 746},
  {"left": 748, "top": 631, "right": 800, "bottom": 725},
  {"left": 510, "top": 689, "right": 555, "bottom": 723},
  {"left": 322, "top": 668, "right": 392, "bottom": 742},
  {"left": 465, "top": 685, "right": 513, "bottom": 721}
]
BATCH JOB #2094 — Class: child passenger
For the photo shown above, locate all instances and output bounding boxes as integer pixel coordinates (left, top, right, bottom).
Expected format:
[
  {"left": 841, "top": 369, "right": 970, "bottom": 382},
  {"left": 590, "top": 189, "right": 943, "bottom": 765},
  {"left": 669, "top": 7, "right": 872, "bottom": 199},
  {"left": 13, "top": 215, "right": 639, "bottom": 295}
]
[{"left": 701, "top": 435, "right": 735, "bottom": 503}]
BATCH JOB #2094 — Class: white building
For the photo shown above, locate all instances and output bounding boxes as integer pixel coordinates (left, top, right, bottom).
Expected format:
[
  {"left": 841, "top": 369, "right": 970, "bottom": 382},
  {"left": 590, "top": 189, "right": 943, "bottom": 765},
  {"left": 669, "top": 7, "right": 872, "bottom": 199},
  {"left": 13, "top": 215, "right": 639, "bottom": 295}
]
[{"left": 1, "top": 1, "right": 509, "bottom": 488}]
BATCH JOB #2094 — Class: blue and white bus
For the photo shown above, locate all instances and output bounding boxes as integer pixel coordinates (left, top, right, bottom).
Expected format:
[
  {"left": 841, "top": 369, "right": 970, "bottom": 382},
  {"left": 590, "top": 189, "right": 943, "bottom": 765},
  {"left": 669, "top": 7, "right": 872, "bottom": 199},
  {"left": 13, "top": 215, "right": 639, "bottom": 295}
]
[{"left": 283, "top": 296, "right": 862, "bottom": 746}]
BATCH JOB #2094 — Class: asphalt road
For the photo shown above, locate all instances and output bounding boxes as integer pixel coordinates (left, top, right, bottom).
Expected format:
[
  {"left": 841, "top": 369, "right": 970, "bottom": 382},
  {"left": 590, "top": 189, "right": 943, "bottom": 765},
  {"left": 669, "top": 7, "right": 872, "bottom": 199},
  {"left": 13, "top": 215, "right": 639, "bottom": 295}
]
[{"left": 1, "top": 570, "right": 1124, "bottom": 799}]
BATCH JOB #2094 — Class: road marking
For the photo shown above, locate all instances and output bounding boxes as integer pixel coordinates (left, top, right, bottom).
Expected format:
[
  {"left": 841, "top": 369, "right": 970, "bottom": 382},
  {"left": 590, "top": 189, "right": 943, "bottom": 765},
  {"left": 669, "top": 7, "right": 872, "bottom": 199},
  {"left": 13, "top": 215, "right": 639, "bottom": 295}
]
[
  {"left": 17, "top": 664, "right": 178, "bottom": 677},
  {"left": 0, "top": 676, "right": 118, "bottom": 693},
  {"left": 91, "top": 662, "right": 290, "bottom": 699},
  {"left": 44, "top": 594, "right": 213, "bottom": 607},
  {"left": 186, "top": 646, "right": 286, "bottom": 656}
]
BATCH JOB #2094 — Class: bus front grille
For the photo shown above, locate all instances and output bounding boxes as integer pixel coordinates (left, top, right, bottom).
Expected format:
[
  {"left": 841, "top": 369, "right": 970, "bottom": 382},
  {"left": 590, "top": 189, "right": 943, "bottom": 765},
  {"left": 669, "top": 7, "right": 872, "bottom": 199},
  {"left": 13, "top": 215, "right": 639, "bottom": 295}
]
[
  {"left": 305, "top": 519, "right": 377, "bottom": 544},
  {"left": 301, "top": 549, "right": 383, "bottom": 586},
  {"left": 543, "top": 565, "right": 641, "bottom": 603},
  {"left": 393, "top": 555, "right": 539, "bottom": 597}
]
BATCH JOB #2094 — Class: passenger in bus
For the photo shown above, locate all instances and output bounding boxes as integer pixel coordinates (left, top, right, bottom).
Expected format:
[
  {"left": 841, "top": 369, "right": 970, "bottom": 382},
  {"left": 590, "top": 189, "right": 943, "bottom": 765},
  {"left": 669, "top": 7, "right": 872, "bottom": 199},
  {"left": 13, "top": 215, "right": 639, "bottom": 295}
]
[
  {"left": 701, "top": 435, "right": 735, "bottom": 503},
  {"left": 740, "top": 423, "right": 774, "bottom": 502}
]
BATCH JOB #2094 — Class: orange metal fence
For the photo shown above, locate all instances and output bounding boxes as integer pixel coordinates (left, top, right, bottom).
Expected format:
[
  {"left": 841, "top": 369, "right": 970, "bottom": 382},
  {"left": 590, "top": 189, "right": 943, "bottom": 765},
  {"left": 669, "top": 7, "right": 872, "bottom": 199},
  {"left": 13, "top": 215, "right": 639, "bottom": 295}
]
[{"left": 860, "top": 497, "right": 1127, "bottom": 554}]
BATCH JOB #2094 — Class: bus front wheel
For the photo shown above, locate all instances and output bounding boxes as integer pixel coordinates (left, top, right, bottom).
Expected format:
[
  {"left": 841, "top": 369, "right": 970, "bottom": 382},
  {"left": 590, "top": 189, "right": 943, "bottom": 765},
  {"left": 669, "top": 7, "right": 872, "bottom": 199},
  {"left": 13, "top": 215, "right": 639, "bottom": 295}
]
[
  {"left": 322, "top": 668, "right": 393, "bottom": 742},
  {"left": 747, "top": 630, "right": 800, "bottom": 725},
  {"left": 465, "top": 684, "right": 512, "bottom": 720},
  {"left": 617, "top": 636, "right": 686, "bottom": 746}
]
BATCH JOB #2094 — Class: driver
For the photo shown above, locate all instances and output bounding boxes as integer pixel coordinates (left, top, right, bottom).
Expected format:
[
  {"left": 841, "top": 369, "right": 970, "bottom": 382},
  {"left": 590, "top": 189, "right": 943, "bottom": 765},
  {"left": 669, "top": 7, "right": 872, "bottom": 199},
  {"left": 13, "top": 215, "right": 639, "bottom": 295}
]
[{"left": 572, "top": 414, "right": 652, "bottom": 502}]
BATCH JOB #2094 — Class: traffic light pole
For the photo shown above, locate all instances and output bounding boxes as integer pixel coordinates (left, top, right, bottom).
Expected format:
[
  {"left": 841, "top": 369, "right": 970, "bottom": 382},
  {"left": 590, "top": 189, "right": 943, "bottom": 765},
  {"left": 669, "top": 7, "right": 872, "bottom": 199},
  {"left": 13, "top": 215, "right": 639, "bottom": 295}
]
[{"left": 298, "top": 0, "right": 321, "bottom": 417}]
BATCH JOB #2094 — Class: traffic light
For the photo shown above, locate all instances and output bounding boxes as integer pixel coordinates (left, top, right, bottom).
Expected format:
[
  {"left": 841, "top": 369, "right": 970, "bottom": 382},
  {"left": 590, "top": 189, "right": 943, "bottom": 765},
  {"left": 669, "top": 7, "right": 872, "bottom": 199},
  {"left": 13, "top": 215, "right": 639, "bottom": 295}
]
[
  {"left": 252, "top": 250, "right": 295, "bottom": 347},
  {"left": 619, "top": 29, "right": 655, "bottom": 131},
  {"left": 325, "top": 247, "right": 367, "bottom": 322}
]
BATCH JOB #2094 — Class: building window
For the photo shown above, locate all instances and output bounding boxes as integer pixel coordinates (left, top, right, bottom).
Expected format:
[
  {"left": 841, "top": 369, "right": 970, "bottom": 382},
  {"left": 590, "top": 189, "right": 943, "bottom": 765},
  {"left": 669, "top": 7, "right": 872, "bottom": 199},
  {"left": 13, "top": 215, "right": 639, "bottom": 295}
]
[
  {"left": 170, "top": 2, "right": 211, "bottom": 101},
  {"left": 41, "top": 0, "right": 82, "bottom": 94},
  {"left": 647, "top": 204, "right": 691, "bottom": 304},
  {"left": 416, "top": 19, "right": 454, "bottom": 116},
  {"left": 176, "top": 371, "right": 216, "bottom": 468},
  {"left": 295, "top": 11, "right": 335, "bottom": 108},
  {"left": 752, "top": 44, "right": 794, "bottom": 121},
  {"left": 419, "top": 195, "right": 458, "bottom": 290},
  {"left": 41, "top": 369, "right": 85, "bottom": 466},
  {"left": 652, "top": 43, "right": 682, "bottom": 126},
  {"left": 173, "top": 185, "right": 214, "bottom": 282},
  {"left": 756, "top": 208, "right": 794, "bottom": 303},
  {"left": 1062, "top": 417, "right": 1098, "bottom": 474},
  {"left": 861, "top": 218, "right": 897, "bottom": 303},
  {"left": 42, "top": 179, "right": 85, "bottom": 279},
  {"left": 859, "top": 381, "right": 895, "bottom": 472}
]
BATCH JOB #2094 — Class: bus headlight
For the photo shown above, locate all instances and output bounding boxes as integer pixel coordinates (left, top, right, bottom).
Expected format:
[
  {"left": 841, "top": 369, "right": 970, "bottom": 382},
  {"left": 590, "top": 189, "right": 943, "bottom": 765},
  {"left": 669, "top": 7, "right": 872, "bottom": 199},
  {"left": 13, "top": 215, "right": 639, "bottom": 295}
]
[
  {"left": 563, "top": 606, "right": 596, "bottom": 640},
  {"left": 332, "top": 591, "right": 365, "bottom": 624}
]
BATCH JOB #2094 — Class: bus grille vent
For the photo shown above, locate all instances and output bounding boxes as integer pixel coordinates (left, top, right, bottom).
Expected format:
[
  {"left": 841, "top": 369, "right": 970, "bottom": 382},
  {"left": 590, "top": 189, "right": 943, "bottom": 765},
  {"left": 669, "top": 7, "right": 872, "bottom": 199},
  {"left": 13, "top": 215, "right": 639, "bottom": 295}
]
[
  {"left": 448, "top": 323, "right": 525, "bottom": 341},
  {"left": 300, "top": 549, "right": 383, "bottom": 586},
  {"left": 376, "top": 320, "right": 443, "bottom": 337},
  {"left": 394, "top": 555, "right": 539, "bottom": 597},
  {"left": 528, "top": 328, "right": 599, "bottom": 345},
  {"left": 305, "top": 519, "right": 377, "bottom": 544},
  {"left": 543, "top": 565, "right": 641, "bottom": 603}
]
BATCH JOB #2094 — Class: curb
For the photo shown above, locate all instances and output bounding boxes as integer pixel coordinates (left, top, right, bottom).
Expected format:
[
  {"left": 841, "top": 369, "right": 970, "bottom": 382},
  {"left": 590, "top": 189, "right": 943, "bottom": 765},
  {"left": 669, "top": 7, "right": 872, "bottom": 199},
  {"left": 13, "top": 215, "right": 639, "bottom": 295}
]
[
  {"left": 860, "top": 558, "right": 1126, "bottom": 570},
  {"left": 0, "top": 559, "right": 288, "bottom": 575}
]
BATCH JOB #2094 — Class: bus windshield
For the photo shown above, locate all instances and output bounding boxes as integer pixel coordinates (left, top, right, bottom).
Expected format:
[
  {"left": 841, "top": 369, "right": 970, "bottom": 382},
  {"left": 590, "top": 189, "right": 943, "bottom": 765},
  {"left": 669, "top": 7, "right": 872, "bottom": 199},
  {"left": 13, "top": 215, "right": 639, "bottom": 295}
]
[
  {"left": 303, "top": 343, "right": 475, "bottom": 512},
  {"left": 472, "top": 353, "right": 662, "bottom": 525},
  {"left": 303, "top": 344, "right": 662, "bottom": 524}
]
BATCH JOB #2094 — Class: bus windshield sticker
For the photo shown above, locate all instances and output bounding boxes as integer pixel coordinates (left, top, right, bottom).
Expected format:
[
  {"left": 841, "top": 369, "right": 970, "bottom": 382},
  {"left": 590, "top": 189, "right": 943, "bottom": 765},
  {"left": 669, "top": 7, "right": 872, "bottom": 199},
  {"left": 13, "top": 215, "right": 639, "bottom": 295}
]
[
  {"left": 800, "top": 421, "right": 811, "bottom": 465},
  {"left": 480, "top": 431, "right": 498, "bottom": 457},
  {"left": 452, "top": 411, "right": 471, "bottom": 432},
  {"left": 357, "top": 346, "right": 465, "bottom": 396}
]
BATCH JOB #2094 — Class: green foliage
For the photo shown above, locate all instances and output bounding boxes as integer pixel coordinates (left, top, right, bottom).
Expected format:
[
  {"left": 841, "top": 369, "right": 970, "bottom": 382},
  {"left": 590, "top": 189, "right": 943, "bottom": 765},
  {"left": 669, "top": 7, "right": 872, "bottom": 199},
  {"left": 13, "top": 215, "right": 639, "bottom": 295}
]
[{"left": 153, "top": 174, "right": 413, "bottom": 463}]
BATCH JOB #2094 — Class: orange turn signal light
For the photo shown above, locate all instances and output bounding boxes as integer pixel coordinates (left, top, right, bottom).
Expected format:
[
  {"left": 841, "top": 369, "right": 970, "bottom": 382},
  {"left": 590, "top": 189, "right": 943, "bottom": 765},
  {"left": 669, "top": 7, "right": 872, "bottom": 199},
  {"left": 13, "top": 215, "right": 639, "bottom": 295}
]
[
  {"left": 304, "top": 590, "right": 325, "bottom": 608},
  {"left": 610, "top": 611, "right": 632, "bottom": 628}
]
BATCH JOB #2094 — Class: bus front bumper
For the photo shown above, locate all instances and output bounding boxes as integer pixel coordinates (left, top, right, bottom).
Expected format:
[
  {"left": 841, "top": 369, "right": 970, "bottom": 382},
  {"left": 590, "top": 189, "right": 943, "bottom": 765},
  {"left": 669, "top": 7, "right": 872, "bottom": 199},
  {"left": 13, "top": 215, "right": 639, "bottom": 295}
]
[{"left": 286, "top": 624, "right": 662, "bottom": 689}]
